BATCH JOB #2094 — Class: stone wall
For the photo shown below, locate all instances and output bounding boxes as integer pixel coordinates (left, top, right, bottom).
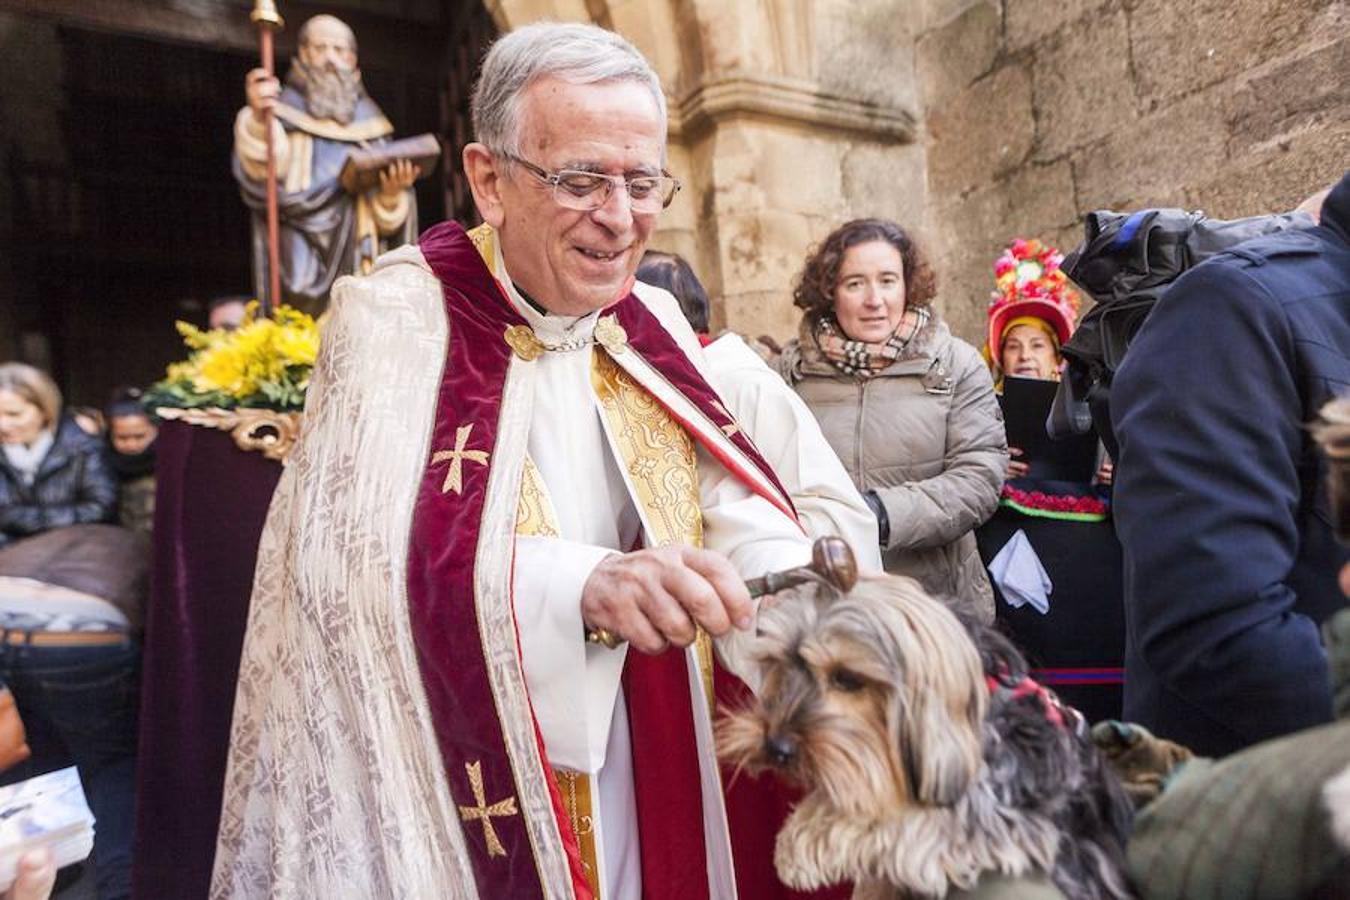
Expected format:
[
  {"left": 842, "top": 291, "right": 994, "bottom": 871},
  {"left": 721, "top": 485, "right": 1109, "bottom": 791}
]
[{"left": 920, "top": 0, "right": 1349, "bottom": 344}]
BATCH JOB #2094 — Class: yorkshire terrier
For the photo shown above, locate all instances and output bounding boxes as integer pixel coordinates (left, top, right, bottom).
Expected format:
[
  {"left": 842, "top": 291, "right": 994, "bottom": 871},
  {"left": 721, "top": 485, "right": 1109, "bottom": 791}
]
[{"left": 719, "top": 575, "right": 1135, "bottom": 900}]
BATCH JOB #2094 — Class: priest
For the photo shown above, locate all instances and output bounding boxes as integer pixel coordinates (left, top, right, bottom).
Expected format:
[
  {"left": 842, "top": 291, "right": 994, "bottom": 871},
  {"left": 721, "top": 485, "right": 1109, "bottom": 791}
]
[
  {"left": 232, "top": 14, "right": 418, "bottom": 314},
  {"left": 212, "top": 21, "right": 823, "bottom": 900}
]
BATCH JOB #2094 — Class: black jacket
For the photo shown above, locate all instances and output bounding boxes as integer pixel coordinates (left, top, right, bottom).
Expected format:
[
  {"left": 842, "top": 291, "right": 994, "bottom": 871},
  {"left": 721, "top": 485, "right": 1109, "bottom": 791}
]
[
  {"left": 0, "top": 418, "right": 118, "bottom": 548},
  {"left": 1112, "top": 171, "right": 1350, "bottom": 756}
]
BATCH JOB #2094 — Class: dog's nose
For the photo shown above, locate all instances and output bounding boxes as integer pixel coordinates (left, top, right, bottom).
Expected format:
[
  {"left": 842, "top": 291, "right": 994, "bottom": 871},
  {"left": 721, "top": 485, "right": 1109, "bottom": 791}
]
[{"left": 763, "top": 735, "right": 797, "bottom": 766}]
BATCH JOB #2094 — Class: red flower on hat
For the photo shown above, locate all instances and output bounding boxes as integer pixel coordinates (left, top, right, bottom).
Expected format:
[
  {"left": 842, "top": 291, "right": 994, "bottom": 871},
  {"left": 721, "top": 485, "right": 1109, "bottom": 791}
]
[{"left": 986, "top": 238, "right": 1082, "bottom": 364}]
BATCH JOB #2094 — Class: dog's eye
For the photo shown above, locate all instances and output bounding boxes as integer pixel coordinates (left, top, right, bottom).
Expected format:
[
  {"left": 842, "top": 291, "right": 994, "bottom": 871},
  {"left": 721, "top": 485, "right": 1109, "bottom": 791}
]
[{"left": 828, "top": 669, "right": 866, "bottom": 693}]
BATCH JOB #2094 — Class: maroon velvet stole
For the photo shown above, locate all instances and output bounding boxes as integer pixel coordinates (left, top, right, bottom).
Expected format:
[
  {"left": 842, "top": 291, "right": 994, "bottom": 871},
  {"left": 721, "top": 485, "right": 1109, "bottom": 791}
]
[{"left": 409, "top": 221, "right": 800, "bottom": 899}]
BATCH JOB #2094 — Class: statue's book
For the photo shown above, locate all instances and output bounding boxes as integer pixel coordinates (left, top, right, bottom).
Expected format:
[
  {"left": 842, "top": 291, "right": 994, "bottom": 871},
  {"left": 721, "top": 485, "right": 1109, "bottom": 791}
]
[{"left": 340, "top": 134, "right": 441, "bottom": 194}]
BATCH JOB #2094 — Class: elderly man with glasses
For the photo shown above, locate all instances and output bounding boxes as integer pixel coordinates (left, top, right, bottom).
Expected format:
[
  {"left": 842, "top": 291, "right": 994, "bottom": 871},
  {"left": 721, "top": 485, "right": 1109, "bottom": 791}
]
[{"left": 212, "top": 21, "right": 818, "bottom": 900}]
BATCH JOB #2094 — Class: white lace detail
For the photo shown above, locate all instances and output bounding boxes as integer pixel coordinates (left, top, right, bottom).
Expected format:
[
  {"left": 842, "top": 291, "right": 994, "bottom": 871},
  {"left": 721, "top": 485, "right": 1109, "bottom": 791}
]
[{"left": 211, "top": 263, "right": 480, "bottom": 898}]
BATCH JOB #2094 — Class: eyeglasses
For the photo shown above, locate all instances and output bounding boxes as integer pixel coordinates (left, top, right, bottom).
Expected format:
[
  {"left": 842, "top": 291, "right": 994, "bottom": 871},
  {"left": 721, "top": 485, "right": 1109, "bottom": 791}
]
[{"left": 502, "top": 153, "right": 681, "bottom": 213}]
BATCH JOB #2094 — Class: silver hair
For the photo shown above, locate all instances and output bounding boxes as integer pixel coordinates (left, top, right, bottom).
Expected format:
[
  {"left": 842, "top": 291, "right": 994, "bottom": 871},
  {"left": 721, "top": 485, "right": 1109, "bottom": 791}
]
[{"left": 471, "top": 22, "right": 667, "bottom": 158}]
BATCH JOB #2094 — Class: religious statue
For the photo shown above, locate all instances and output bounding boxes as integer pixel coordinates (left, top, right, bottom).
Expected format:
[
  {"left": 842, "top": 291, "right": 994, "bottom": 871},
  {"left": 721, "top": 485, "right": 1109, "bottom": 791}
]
[{"left": 232, "top": 14, "right": 419, "bottom": 314}]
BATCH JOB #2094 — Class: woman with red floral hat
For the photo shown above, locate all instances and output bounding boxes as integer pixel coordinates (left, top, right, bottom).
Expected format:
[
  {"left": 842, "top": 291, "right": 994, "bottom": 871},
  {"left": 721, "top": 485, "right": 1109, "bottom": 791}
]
[{"left": 975, "top": 238, "right": 1126, "bottom": 723}]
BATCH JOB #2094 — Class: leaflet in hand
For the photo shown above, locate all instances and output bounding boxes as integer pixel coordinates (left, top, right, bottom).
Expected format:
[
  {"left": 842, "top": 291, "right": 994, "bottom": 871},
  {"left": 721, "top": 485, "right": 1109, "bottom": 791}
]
[
  {"left": 1000, "top": 376, "right": 1099, "bottom": 483},
  {"left": 0, "top": 766, "right": 95, "bottom": 891}
]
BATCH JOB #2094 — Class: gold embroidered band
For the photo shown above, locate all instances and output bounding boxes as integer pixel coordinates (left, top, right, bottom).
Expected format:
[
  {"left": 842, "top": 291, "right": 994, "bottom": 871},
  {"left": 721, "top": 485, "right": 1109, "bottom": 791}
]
[{"left": 589, "top": 346, "right": 715, "bottom": 708}]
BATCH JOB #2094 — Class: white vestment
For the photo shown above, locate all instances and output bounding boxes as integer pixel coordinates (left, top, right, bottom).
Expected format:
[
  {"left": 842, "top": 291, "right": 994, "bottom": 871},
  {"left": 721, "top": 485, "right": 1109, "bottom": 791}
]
[{"left": 212, "top": 237, "right": 811, "bottom": 899}]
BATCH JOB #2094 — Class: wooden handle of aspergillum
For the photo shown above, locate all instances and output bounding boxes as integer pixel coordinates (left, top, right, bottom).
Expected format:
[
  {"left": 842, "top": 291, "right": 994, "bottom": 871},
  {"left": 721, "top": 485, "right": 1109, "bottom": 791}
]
[{"left": 745, "top": 537, "right": 858, "bottom": 599}]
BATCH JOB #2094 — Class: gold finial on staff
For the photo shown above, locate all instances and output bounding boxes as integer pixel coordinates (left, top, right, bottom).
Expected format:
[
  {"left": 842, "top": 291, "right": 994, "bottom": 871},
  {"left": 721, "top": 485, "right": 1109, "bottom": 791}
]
[{"left": 250, "top": 0, "right": 284, "bottom": 28}]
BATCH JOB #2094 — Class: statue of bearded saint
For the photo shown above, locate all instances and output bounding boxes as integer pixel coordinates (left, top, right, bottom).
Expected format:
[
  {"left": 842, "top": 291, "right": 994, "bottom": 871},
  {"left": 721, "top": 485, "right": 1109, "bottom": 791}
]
[{"left": 232, "top": 14, "right": 419, "bottom": 315}]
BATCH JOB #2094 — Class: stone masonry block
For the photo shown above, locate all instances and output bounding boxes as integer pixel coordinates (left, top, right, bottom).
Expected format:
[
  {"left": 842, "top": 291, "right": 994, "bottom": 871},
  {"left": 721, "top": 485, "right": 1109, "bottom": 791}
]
[
  {"left": 1130, "top": 0, "right": 1343, "bottom": 106},
  {"left": 1186, "top": 120, "right": 1350, "bottom": 219},
  {"left": 934, "top": 158, "right": 1079, "bottom": 250},
  {"left": 657, "top": 142, "right": 698, "bottom": 241},
  {"left": 718, "top": 209, "right": 815, "bottom": 298},
  {"left": 730, "top": 124, "right": 845, "bottom": 218},
  {"left": 1033, "top": 8, "right": 1136, "bottom": 159},
  {"left": 928, "top": 63, "right": 1036, "bottom": 196},
  {"left": 722, "top": 287, "right": 803, "bottom": 342},
  {"left": 1071, "top": 86, "right": 1229, "bottom": 213},
  {"left": 703, "top": 122, "right": 768, "bottom": 213},
  {"left": 1224, "top": 37, "right": 1350, "bottom": 155},
  {"left": 1001, "top": 159, "right": 1080, "bottom": 234},
  {"left": 917, "top": 1, "right": 1001, "bottom": 111},
  {"left": 841, "top": 142, "right": 929, "bottom": 228},
  {"left": 496, "top": 0, "right": 591, "bottom": 29},
  {"left": 931, "top": 242, "right": 993, "bottom": 345},
  {"left": 816, "top": 0, "right": 919, "bottom": 112},
  {"left": 1006, "top": 0, "right": 1105, "bottom": 51},
  {"left": 692, "top": 0, "right": 768, "bottom": 77},
  {"left": 921, "top": 0, "right": 989, "bottom": 32},
  {"left": 647, "top": 228, "right": 701, "bottom": 273}
]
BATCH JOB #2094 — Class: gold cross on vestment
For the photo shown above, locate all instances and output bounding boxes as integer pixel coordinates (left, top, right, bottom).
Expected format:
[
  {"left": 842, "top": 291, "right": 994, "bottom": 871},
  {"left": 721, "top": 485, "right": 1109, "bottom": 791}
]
[
  {"left": 431, "top": 424, "right": 491, "bottom": 495},
  {"left": 458, "top": 760, "right": 519, "bottom": 858}
]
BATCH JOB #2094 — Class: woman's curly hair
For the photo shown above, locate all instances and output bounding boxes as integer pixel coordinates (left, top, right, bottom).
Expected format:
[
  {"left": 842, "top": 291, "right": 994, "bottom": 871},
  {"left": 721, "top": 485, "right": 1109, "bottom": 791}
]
[{"left": 792, "top": 218, "right": 938, "bottom": 322}]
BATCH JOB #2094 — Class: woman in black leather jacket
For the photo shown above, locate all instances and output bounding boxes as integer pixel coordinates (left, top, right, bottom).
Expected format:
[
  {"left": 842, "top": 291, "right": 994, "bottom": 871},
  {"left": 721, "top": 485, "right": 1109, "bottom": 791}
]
[{"left": 0, "top": 363, "right": 117, "bottom": 548}]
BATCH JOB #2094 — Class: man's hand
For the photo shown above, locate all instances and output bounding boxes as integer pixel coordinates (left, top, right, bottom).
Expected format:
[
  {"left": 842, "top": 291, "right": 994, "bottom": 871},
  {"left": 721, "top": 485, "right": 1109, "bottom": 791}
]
[
  {"left": 378, "top": 159, "right": 421, "bottom": 198},
  {"left": 581, "top": 546, "right": 754, "bottom": 655},
  {"left": 245, "top": 68, "right": 281, "bottom": 123},
  {"left": 1006, "top": 445, "right": 1030, "bottom": 480}
]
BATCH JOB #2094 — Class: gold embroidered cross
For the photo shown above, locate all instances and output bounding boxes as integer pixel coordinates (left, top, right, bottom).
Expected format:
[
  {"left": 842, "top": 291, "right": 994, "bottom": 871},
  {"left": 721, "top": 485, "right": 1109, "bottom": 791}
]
[
  {"left": 458, "top": 759, "right": 518, "bottom": 858},
  {"left": 431, "top": 424, "right": 491, "bottom": 495}
]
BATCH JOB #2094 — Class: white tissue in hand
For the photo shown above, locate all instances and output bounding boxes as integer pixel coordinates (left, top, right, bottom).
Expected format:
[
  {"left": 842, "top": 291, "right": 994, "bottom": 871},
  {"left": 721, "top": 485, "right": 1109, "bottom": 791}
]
[{"left": 988, "top": 529, "right": 1052, "bottom": 614}]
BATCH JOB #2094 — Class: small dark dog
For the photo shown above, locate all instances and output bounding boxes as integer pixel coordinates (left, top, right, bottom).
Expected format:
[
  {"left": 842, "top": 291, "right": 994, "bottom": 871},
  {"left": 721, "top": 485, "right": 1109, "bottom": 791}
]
[{"left": 719, "top": 575, "right": 1135, "bottom": 899}]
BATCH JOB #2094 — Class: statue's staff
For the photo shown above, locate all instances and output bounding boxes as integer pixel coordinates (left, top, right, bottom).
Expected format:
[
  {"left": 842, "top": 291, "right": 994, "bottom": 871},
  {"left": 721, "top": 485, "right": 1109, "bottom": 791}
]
[{"left": 250, "top": 0, "right": 284, "bottom": 316}]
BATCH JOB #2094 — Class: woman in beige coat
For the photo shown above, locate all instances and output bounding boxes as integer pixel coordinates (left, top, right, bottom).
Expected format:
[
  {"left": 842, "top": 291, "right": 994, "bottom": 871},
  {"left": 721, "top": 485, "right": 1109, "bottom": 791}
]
[{"left": 776, "top": 218, "right": 1007, "bottom": 618}]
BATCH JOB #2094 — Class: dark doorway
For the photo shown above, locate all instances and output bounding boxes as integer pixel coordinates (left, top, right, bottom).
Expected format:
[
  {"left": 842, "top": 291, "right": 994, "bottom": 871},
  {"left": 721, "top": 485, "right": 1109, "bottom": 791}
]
[
  {"left": 6, "top": 28, "right": 259, "bottom": 407},
  {"left": 0, "top": 2, "right": 491, "bottom": 409}
]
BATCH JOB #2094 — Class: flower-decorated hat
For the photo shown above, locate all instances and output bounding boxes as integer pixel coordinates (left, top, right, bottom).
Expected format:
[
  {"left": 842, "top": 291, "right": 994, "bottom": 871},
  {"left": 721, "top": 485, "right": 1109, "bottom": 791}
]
[{"left": 985, "top": 238, "right": 1082, "bottom": 365}]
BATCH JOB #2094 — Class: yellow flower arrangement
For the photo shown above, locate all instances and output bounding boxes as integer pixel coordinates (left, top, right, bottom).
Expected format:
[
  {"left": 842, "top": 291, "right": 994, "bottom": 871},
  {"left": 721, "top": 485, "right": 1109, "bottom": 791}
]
[{"left": 147, "top": 303, "right": 320, "bottom": 411}]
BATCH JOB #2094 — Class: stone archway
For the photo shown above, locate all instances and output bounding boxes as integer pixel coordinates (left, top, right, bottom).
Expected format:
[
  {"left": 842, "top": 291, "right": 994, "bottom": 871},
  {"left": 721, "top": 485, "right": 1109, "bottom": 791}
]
[{"left": 484, "top": 0, "right": 922, "bottom": 338}]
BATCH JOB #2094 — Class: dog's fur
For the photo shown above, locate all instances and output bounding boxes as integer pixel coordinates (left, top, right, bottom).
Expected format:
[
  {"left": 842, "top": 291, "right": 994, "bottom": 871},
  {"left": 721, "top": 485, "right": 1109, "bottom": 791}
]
[{"left": 719, "top": 575, "right": 1135, "bottom": 899}]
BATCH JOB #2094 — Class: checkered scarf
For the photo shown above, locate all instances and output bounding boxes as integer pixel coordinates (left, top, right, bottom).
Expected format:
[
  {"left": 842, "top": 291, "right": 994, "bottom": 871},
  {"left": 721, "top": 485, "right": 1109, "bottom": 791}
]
[{"left": 811, "top": 308, "right": 930, "bottom": 378}]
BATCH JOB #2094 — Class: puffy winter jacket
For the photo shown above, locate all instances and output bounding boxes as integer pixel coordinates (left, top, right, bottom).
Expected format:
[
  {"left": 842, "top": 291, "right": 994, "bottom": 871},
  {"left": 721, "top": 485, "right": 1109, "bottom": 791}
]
[
  {"left": 777, "top": 314, "right": 1007, "bottom": 618},
  {"left": 0, "top": 418, "right": 118, "bottom": 547}
]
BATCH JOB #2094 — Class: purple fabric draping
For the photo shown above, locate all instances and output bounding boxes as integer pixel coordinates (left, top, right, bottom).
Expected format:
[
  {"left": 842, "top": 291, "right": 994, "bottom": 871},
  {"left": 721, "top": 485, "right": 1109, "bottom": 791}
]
[{"left": 131, "top": 420, "right": 282, "bottom": 900}]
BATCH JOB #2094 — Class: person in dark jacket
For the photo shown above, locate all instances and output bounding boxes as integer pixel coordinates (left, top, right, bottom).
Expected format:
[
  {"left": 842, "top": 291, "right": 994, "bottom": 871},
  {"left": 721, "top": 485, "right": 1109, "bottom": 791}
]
[
  {"left": 104, "top": 389, "right": 157, "bottom": 540},
  {"left": 1112, "top": 170, "right": 1350, "bottom": 757},
  {"left": 0, "top": 363, "right": 117, "bottom": 548}
]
